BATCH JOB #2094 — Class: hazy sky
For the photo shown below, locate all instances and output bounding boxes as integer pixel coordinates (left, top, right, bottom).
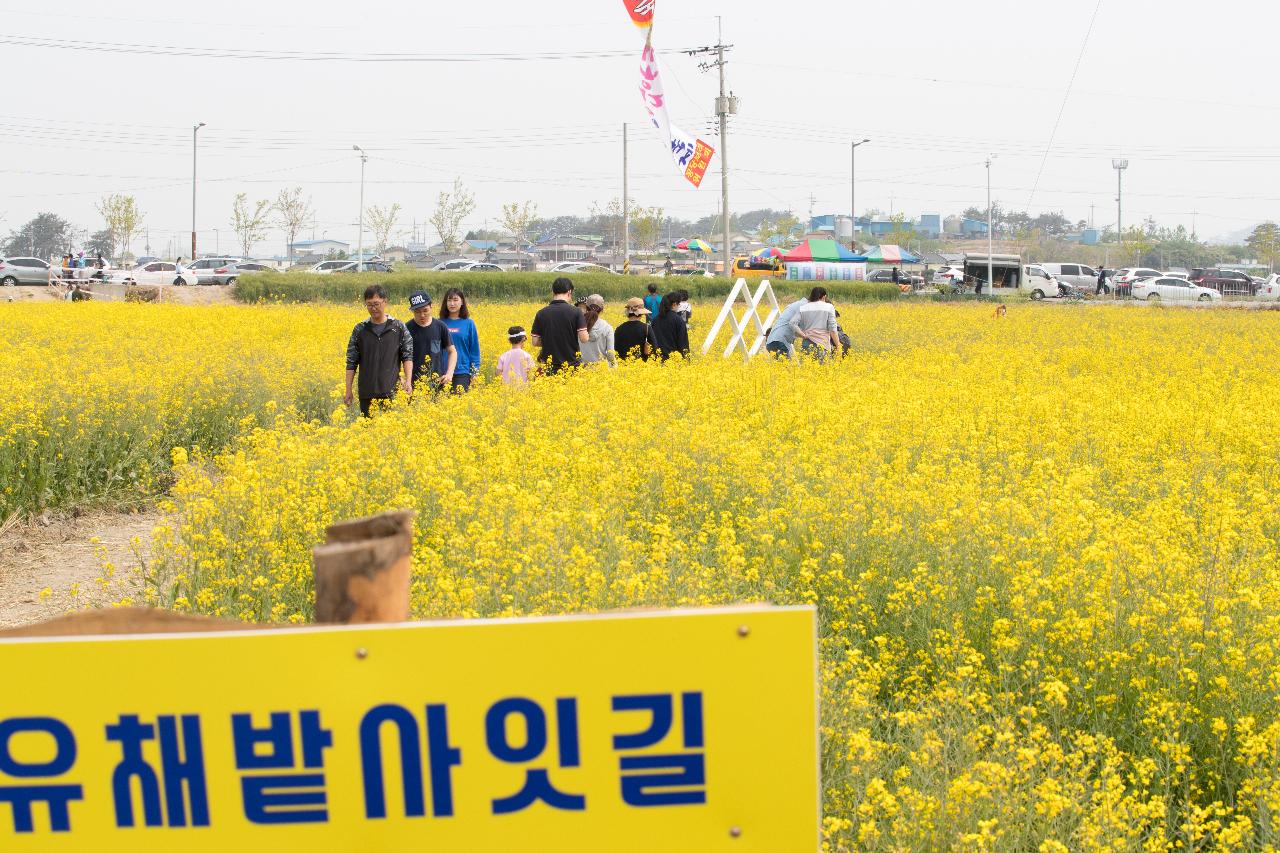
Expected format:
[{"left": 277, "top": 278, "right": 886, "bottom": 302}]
[{"left": 1, "top": 0, "right": 1275, "bottom": 255}]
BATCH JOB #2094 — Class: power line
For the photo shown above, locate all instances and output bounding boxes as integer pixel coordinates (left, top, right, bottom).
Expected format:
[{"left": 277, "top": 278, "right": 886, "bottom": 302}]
[
  {"left": 1025, "top": 0, "right": 1105, "bottom": 209},
  {"left": 0, "top": 35, "right": 695, "bottom": 63}
]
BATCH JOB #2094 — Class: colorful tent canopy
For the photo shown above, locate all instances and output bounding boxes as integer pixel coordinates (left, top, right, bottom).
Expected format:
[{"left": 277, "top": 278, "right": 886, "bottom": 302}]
[
  {"left": 672, "top": 238, "right": 716, "bottom": 252},
  {"left": 781, "top": 239, "right": 865, "bottom": 263},
  {"left": 860, "top": 244, "right": 921, "bottom": 264}
]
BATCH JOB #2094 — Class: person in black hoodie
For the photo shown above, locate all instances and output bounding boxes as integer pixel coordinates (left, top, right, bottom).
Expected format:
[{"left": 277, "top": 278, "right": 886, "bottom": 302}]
[
  {"left": 651, "top": 292, "right": 690, "bottom": 361},
  {"left": 343, "top": 284, "right": 413, "bottom": 416}
]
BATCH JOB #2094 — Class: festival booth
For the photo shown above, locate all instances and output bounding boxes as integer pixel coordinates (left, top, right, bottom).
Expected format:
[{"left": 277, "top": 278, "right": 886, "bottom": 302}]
[
  {"left": 781, "top": 239, "right": 868, "bottom": 281},
  {"left": 859, "top": 244, "right": 921, "bottom": 265}
]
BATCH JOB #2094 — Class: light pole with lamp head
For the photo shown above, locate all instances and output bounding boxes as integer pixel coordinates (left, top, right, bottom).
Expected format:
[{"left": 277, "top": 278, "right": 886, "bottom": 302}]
[
  {"left": 1113, "top": 159, "right": 1129, "bottom": 264},
  {"left": 353, "top": 145, "right": 368, "bottom": 271},
  {"left": 192, "top": 122, "right": 205, "bottom": 260},
  {"left": 851, "top": 139, "right": 869, "bottom": 248}
]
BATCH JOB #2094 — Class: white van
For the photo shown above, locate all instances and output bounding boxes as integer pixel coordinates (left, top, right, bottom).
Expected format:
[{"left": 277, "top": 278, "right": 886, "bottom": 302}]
[{"left": 1038, "top": 262, "right": 1099, "bottom": 290}]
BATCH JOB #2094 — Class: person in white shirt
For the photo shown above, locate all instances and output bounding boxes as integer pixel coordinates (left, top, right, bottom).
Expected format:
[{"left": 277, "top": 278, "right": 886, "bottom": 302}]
[
  {"left": 793, "top": 287, "right": 839, "bottom": 362},
  {"left": 577, "top": 293, "right": 616, "bottom": 367}
]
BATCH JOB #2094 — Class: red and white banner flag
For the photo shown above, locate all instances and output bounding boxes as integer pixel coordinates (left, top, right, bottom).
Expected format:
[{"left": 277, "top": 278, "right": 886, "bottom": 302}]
[
  {"left": 639, "top": 43, "right": 715, "bottom": 188},
  {"left": 622, "top": 0, "right": 655, "bottom": 29}
]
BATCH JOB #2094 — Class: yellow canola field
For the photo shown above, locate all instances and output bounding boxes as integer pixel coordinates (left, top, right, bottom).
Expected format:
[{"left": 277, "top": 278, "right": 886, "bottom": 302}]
[
  {"left": 137, "top": 303, "right": 1280, "bottom": 850},
  {"left": 0, "top": 300, "right": 554, "bottom": 516}
]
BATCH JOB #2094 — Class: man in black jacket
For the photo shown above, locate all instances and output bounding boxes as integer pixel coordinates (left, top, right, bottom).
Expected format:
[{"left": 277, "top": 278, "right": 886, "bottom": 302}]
[{"left": 343, "top": 284, "right": 413, "bottom": 416}]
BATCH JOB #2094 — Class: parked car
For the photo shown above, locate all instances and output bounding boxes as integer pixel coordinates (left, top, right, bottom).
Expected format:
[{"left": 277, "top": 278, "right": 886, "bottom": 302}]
[
  {"left": 931, "top": 265, "right": 965, "bottom": 285},
  {"left": 1256, "top": 274, "right": 1280, "bottom": 302},
  {"left": 1038, "top": 262, "right": 1100, "bottom": 290},
  {"left": 107, "top": 261, "right": 198, "bottom": 286},
  {"left": 432, "top": 259, "right": 475, "bottom": 271},
  {"left": 868, "top": 269, "right": 924, "bottom": 286},
  {"left": 456, "top": 262, "right": 503, "bottom": 273},
  {"left": 0, "top": 256, "right": 54, "bottom": 285},
  {"left": 1113, "top": 267, "right": 1163, "bottom": 286},
  {"left": 1189, "top": 268, "right": 1257, "bottom": 296},
  {"left": 309, "top": 260, "right": 358, "bottom": 275},
  {"left": 1131, "top": 277, "right": 1222, "bottom": 302},
  {"left": 549, "top": 261, "right": 617, "bottom": 275},
  {"left": 186, "top": 257, "right": 244, "bottom": 284},
  {"left": 204, "top": 261, "right": 273, "bottom": 285},
  {"left": 334, "top": 261, "right": 394, "bottom": 273},
  {"left": 663, "top": 267, "right": 712, "bottom": 278}
]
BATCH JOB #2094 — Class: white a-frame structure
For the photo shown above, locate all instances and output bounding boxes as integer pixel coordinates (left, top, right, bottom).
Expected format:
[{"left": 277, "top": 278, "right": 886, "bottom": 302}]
[{"left": 700, "top": 277, "right": 782, "bottom": 361}]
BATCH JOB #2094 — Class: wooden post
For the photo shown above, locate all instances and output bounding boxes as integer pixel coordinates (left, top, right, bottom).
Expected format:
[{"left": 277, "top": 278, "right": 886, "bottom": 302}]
[{"left": 312, "top": 510, "right": 414, "bottom": 625}]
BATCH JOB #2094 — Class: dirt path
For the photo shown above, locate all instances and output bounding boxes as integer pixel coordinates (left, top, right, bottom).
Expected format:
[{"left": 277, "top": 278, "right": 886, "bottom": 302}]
[{"left": 0, "top": 509, "right": 160, "bottom": 628}]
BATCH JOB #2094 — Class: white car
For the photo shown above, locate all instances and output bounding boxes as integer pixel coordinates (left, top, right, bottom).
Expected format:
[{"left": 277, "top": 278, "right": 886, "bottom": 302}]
[
  {"left": 1256, "top": 274, "right": 1280, "bottom": 302},
  {"left": 932, "top": 265, "right": 964, "bottom": 285},
  {"left": 549, "top": 262, "right": 617, "bottom": 275},
  {"left": 1131, "top": 277, "right": 1222, "bottom": 303},
  {"left": 1113, "top": 267, "right": 1163, "bottom": 286},
  {"left": 108, "top": 261, "right": 198, "bottom": 286},
  {"left": 309, "top": 260, "right": 357, "bottom": 275},
  {"left": 457, "top": 262, "right": 504, "bottom": 273},
  {"left": 432, "top": 259, "right": 475, "bottom": 271}
]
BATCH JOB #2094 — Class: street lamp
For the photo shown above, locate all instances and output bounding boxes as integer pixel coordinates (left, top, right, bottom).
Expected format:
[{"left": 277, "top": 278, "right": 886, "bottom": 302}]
[
  {"left": 353, "top": 145, "right": 368, "bottom": 271},
  {"left": 1113, "top": 159, "right": 1129, "bottom": 262},
  {"left": 192, "top": 122, "right": 206, "bottom": 260},
  {"left": 986, "top": 155, "right": 997, "bottom": 294},
  {"left": 851, "top": 139, "right": 869, "bottom": 248}
]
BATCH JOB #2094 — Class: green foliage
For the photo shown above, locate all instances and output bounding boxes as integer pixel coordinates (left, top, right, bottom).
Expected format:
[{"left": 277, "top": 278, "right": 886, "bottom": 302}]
[
  {"left": 233, "top": 270, "right": 902, "bottom": 305},
  {"left": 2, "top": 212, "right": 72, "bottom": 258}
]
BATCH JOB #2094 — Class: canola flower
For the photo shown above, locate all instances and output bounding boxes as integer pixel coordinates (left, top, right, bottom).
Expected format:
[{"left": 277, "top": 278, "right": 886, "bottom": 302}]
[
  {"left": 0, "top": 300, "right": 549, "bottom": 517},
  {"left": 136, "top": 302, "right": 1280, "bottom": 850}
]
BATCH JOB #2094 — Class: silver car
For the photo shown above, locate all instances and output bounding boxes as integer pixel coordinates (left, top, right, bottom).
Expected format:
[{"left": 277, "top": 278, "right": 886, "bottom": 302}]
[
  {"left": 0, "top": 256, "right": 55, "bottom": 285},
  {"left": 186, "top": 257, "right": 244, "bottom": 284},
  {"left": 206, "top": 261, "right": 272, "bottom": 285}
]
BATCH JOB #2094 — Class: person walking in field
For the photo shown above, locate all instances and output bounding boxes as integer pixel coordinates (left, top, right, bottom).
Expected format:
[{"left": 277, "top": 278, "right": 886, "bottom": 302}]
[
  {"left": 615, "top": 297, "right": 658, "bottom": 361},
  {"left": 578, "top": 294, "right": 616, "bottom": 367},
  {"left": 645, "top": 282, "right": 663, "bottom": 321},
  {"left": 793, "top": 286, "right": 839, "bottom": 362},
  {"left": 439, "top": 288, "right": 480, "bottom": 393},
  {"left": 497, "top": 327, "right": 536, "bottom": 385},
  {"left": 531, "top": 277, "right": 589, "bottom": 375},
  {"left": 652, "top": 292, "right": 691, "bottom": 361},
  {"left": 344, "top": 284, "right": 413, "bottom": 417},
  {"left": 406, "top": 291, "right": 456, "bottom": 395}
]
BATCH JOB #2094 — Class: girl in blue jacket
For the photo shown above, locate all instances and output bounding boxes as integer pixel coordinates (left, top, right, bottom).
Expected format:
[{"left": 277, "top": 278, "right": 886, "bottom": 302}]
[{"left": 440, "top": 288, "right": 480, "bottom": 392}]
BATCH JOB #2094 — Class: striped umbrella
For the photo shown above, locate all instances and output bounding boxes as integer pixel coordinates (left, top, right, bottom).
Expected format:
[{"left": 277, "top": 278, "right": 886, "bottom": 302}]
[
  {"left": 685, "top": 238, "right": 715, "bottom": 253},
  {"left": 751, "top": 247, "right": 784, "bottom": 260}
]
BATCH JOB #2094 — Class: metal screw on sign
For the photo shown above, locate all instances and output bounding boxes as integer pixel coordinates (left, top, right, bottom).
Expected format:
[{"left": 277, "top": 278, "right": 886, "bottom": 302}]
[
  {"left": 355, "top": 647, "right": 369, "bottom": 660},
  {"left": 729, "top": 826, "right": 743, "bottom": 838},
  {"left": 737, "top": 625, "right": 750, "bottom": 638}
]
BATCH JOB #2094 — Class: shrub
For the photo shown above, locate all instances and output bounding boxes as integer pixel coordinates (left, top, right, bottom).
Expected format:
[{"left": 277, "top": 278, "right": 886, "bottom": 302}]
[{"left": 234, "top": 270, "right": 901, "bottom": 305}]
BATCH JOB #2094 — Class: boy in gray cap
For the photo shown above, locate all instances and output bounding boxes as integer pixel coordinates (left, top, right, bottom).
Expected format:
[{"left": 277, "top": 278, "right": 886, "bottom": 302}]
[{"left": 406, "top": 290, "right": 456, "bottom": 394}]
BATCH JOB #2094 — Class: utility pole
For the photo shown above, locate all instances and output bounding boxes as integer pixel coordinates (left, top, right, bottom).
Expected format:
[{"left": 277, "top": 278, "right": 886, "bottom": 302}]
[
  {"left": 690, "top": 20, "right": 735, "bottom": 277},
  {"left": 191, "top": 122, "right": 205, "bottom": 260},
  {"left": 622, "top": 122, "right": 629, "bottom": 275},
  {"left": 353, "top": 146, "right": 368, "bottom": 270},
  {"left": 851, "top": 139, "right": 870, "bottom": 249}
]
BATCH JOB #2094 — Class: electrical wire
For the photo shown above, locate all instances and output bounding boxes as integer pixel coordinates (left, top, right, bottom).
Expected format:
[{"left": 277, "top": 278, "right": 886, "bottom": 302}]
[
  {"left": 1025, "top": 0, "right": 1105, "bottom": 209},
  {"left": 0, "top": 35, "right": 695, "bottom": 63}
]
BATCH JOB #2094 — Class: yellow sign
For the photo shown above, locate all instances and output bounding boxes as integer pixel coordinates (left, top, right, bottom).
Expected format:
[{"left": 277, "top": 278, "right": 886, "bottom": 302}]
[{"left": 0, "top": 606, "right": 818, "bottom": 851}]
